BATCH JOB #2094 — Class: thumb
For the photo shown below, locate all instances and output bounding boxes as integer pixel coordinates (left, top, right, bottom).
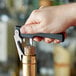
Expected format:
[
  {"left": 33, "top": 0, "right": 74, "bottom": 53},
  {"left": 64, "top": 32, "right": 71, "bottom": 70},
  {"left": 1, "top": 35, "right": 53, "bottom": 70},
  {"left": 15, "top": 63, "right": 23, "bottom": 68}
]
[{"left": 20, "top": 24, "right": 41, "bottom": 34}]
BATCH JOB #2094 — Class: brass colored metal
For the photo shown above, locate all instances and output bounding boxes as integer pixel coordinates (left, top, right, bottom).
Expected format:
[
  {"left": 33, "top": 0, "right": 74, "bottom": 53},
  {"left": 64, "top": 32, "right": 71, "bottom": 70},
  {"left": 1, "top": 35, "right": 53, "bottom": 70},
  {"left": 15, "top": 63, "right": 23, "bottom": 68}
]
[
  {"left": 22, "top": 46, "right": 36, "bottom": 76},
  {"left": 39, "top": 0, "right": 53, "bottom": 7},
  {"left": 54, "top": 45, "right": 71, "bottom": 76}
]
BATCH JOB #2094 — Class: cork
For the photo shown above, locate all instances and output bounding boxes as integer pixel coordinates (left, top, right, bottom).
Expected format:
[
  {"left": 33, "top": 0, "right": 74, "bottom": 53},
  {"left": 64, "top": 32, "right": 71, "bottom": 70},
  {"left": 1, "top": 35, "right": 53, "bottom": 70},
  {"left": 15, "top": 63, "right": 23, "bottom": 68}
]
[{"left": 24, "top": 46, "right": 35, "bottom": 55}]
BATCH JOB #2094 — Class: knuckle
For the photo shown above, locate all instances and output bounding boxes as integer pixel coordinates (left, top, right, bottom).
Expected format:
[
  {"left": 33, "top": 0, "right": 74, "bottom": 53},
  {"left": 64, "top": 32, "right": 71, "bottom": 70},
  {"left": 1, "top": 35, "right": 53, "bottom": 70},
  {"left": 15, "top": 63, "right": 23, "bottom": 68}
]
[{"left": 32, "top": 10, "right": 38, "bottom": 13}]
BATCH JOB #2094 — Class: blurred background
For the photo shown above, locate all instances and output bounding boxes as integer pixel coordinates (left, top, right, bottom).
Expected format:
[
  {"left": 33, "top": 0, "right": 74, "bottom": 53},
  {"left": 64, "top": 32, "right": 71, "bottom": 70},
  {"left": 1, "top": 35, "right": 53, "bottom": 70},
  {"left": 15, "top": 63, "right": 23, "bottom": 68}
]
[{"left": 0, "top": 0, "right": 76, "bottom": 76}]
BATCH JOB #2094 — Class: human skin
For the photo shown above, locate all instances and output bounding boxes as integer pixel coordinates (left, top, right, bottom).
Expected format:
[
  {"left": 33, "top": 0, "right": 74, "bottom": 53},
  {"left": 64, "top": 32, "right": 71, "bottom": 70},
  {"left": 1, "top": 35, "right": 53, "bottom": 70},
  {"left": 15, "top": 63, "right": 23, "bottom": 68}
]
[{"left": 20, "top": 3, "right": 76, "bottom": 43}]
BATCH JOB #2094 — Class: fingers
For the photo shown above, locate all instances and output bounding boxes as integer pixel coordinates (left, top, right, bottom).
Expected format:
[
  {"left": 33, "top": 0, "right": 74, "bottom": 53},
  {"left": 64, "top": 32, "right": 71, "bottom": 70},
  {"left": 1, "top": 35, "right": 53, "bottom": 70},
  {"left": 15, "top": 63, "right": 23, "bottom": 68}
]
[
  {"left": 53, "top": 39, "right": 61, "bottom": 43},
  {"left": 33, "top": 38, "right": 61, "bottom": 43},
  {"left": 33, "top": 37, "right": 43, "bottom": 42},
  {"left": 33, "top": 32, "right": 66, "bottom": 43},
  {"left": 44, "top": 38, "right": 54, "bottom": 43}
]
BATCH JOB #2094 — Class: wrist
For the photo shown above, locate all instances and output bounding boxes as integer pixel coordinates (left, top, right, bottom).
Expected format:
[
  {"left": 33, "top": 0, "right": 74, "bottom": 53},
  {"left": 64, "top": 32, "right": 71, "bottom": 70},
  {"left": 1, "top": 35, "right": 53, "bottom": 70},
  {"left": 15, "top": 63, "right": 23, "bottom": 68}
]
[{"left": 68, "top": 3, "right": 76, "bottom": 26}]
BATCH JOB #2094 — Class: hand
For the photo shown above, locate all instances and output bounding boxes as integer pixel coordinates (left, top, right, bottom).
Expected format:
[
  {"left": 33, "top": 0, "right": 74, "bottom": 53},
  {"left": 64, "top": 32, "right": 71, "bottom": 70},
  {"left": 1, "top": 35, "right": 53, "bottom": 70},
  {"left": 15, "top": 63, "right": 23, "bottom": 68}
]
[{"left": 20, "top": 3, "right": 76, "bottom": 43}]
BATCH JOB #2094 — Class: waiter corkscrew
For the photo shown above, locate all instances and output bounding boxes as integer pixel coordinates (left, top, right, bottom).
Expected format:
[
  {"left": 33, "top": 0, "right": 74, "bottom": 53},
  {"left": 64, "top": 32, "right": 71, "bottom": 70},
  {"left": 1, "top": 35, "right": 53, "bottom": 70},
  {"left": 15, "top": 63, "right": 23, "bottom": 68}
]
[{"left": 14, "top": 26, "right": 64, "bottom": 76}]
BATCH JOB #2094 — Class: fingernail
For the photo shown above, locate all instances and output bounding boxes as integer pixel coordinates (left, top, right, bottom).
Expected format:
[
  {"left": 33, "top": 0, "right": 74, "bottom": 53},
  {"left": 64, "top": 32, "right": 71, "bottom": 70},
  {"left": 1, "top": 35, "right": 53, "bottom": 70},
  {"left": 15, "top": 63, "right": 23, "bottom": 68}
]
[
  {"left": 33, "top": 38, "right": 40, "bottom": 42},
  {"left": 54, "top": 40, "right": 60, "bottom": 43},
  {"left": 47, "top": 40, "right": 51, "bottom": 43},
  {"left": 56, "top": 40, "right": 60, "bottom": 42}
]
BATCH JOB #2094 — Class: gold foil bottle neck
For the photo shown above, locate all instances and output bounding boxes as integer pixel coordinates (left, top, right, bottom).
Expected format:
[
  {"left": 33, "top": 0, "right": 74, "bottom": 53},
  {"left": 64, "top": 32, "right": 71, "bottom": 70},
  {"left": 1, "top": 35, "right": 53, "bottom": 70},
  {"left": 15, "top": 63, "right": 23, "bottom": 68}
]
[{"left": 22, "top": 46, "right": 36, "bottom": 76}]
